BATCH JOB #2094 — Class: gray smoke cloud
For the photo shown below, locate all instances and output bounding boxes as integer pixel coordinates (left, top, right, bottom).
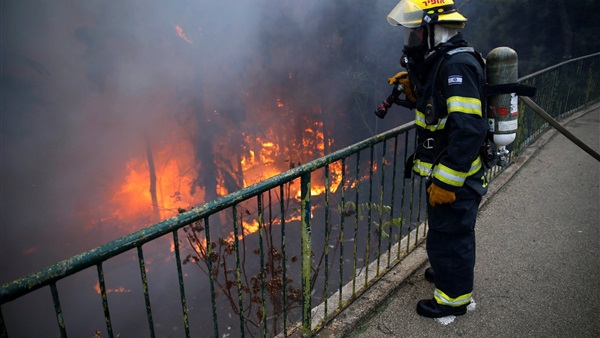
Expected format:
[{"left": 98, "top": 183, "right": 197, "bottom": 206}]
[{"left": 1, "top": 0, "right": 406, "bottom": 283}]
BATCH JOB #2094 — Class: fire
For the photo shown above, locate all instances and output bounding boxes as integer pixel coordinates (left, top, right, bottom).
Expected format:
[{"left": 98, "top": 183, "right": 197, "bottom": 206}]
[
  {"left": 111, "top": 139, "right": 203, "bottom": 225},
  {"left": 239, "top": 120, "right": 342, "bottom": 196},
  {"left": 93, "top": 282, "right": 131, "bottom": 294},
  {"left": 108, "top": 118, "right": 344, "bottom": 237},
  {"left": 242, "top": 219, "right": 261, "bottom": 237},
  {"left": 229, "top": 215, "right": 303, "bottom": 242},
  {"left": 175, "top": 24, "right": 193, "bottom": 44}
]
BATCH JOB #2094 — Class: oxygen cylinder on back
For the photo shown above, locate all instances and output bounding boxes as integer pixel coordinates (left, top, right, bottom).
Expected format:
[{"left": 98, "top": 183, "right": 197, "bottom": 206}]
[{"left": 486, "top": 47, "right": 519, "bottom": 166}]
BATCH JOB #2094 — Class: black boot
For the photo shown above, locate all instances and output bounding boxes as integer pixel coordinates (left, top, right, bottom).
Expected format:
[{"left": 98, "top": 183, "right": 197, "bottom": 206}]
[
  {"left": 416, "top": 299, "right": 468, "bottom": 318},
  {"left": 424, "top": 267, "right": 435, "bottom": 283}
]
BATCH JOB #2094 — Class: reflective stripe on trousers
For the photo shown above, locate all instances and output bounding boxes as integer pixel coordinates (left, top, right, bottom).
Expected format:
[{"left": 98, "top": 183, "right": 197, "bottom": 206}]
[{"left": 434, "top": 288, "right": 472, "bottom": 307}]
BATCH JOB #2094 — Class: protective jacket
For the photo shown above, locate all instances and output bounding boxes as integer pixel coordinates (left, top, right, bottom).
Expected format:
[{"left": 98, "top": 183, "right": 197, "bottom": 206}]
[
  {"left": 408, "top": 33, "right": 488, "bottom": 306},
  {"left": 409, "top": 34, "right": 488, "bottom": 196}
]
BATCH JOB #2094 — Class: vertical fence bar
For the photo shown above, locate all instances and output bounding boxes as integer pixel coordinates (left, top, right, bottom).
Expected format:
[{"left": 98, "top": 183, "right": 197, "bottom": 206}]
[
  {"left": 257, "top": 194, "right": 267, "bottom": 337},
  {"left": 388, "top": 135, "right": 399, "bottom": 267},
  {"left": 171, "top": 230, "right": 191, "bottom": 338},
  {"left": 323, "top": 164, "right": 330, "bottom": 319},
  {"left": 398, "top": 132, "right": 410, "bottom": 260},
  {"left": 352, "top": 152, "right": 360, "bottom": 296},
  {"left": 267, "top": 189, "right": 277, "bottom": 336},
  {"left": 49, "top": 283, "right": 67, "bottom": 338},
  {"left": 279, "top": 184, "right": 288, "bottom": 338},
  {"left": 232, "top": 207, "right": 246, "bottom": 338},
  {"left": 365, "top": 146, "right": 375, "bottom": 284},
  {"left": 338, "top": 158, "right": 346, "bottom": 308},
  {"left": 96, "top": 263, "right": 114, "bottom": 338},
  {"left": 203, "top": 218, "right": 219, "bottom": 337},
  {"left": 300, "top": 172, "right": 312, "bottom": 337},
  {"left": 376, "top": 140, "right": 387, "bottom": 275},
  {"left": 405, "top": 132, "right": 418, "bottom": 256},
  {"left": 137, "top": 246, "right": 155, "bottom": 338},
  {"left": 586, "top": 59, "right": 597, "bottom": 103}
]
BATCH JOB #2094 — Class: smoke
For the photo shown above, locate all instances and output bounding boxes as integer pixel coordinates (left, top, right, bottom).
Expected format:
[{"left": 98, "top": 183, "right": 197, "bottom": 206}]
[{"left": 1, "top": 0, "right": 404, "bottom": 284}]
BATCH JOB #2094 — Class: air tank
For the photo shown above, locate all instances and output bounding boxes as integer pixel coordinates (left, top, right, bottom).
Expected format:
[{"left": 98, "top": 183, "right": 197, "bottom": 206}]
[{"left": 486, "top": 47, "right": 519, "bottom": 166}]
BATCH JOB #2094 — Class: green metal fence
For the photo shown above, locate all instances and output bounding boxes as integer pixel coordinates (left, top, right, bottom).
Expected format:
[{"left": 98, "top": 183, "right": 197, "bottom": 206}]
[
  {"left": 514, "top": 52, "right": 600, "bottom": 158},
  {"left": 1, "top": 52, "right": 599, "bottom": 338}
]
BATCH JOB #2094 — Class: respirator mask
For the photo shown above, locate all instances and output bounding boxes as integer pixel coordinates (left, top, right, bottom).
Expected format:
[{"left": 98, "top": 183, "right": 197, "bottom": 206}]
[{"left": 402, "top": 26, "right": 429, "bottom": 67}]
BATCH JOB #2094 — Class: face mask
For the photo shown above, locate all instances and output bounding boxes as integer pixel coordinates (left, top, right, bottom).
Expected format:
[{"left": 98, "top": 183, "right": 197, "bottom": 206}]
[
  {"left": 402, "top": 26, "right": 428, "bottom": 65},
  {"left": 404, "top": 26, "right": 425, "bottom": 48}
]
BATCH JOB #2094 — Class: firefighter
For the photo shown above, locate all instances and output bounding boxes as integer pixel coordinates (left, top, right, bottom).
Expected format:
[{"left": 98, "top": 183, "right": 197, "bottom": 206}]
[{"left": 386, "top": 0, "right": 488, "bottom": 318}]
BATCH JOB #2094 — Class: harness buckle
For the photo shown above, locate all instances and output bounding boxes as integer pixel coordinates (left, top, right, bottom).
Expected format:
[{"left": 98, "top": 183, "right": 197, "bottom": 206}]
[{"left": 423, "top": 138, "right": 435, "bottom": 149}]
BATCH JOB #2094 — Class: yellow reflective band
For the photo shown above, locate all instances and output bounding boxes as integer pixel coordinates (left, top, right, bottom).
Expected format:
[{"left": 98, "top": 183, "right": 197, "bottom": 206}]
[
  {"left": 433, "top": 157, "right": 482, "bottom": 187},
  {"left": 434, "top": 164, "right": 468, "bottom": 186},
  {"left": 447, "top": 96, "right": 482, "bottom": 116},
  {"left": 413, "top": 159, "right": 433, "bottom": 176},
  {"left": 415, "top": 110, "right": 427, "bottom": 128},
  {"left": 469, "top": 156, "right": 482, "bottom": 174},
  {"left": 415, "top": 110, "right": 447, "bottom": 131},
  {"left": 434, "top": 288, "right": 472, "bottom": 307}
]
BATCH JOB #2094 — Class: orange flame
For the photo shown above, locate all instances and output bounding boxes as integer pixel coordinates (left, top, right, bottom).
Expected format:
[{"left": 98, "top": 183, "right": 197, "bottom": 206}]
[
  {"left": 108, "top": 100, "right": 343, "bottom": 243},
  {"left": 110, "top": 125, "right": 342, "bottom": 236},
  {"left": 175, "top": 24, "right": 193, "bottom": 44},
  {"left": 93, "top": 282, "right": 131, "bottom": 294},
  {"left": 238, "top": 119, "right": 341, "bottom": 193},
  {"left": 111, "top": 140, "right": 203, "bottom": 225}
]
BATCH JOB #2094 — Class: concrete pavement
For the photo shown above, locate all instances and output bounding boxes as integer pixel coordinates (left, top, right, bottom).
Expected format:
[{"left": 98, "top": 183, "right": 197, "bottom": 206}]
[{"left": 317, "top": 103, "right": 600, "bottom": 338}]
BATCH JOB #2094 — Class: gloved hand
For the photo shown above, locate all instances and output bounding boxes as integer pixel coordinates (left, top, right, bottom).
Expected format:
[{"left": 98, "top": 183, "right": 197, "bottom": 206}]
[
  {"left": 427, "top": 182, "right": 456, "bottom": 206},
  {"left": 387, "top": 71, "right": 416, "bottom": 103}
]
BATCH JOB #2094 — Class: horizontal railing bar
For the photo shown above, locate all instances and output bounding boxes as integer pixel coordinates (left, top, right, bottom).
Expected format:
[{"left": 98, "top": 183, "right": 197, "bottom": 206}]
[
  {"left": 518, "top": 52, "right": 600, "bottom": 82},
  {"left": 0, "top": 121, "right": 416, "bottom": 305}
]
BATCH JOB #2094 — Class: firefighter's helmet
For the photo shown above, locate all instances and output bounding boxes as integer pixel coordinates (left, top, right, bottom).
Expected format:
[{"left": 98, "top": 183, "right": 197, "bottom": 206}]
[{"left": 387, "top": 0, "right": 467, "bottom": 28}]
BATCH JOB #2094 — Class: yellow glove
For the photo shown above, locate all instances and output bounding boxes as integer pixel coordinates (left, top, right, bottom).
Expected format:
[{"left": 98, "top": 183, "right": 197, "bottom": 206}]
[
  {"left": 427, "top": 182, "right": 456, "bottom": 206},
  {"left": 387, "top": 71, "right": 416, "bottom": 103}
]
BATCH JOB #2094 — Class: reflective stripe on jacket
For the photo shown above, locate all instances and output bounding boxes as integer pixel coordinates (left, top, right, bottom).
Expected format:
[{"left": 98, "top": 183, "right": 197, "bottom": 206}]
[{"left": 412, "top": 44, "right": 488, "bottom": 193}]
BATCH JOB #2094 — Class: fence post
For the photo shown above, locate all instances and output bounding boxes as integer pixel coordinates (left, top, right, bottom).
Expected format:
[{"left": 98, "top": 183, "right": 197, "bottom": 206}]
[
  {"left": 1, "top": 307, "right": 7, "bottom": 338},
  {"left": 300, "top": 172, "right": 312, "bottom": 337}
]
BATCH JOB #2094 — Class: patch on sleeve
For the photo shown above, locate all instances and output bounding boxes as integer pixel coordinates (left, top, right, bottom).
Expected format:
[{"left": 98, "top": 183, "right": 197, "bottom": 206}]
[{"left": 448, "top": 75, "right": 463, "bottom": 85}]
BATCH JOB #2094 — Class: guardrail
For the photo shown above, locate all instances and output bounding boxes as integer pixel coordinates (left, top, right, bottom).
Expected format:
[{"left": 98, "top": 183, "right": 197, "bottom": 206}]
[
  {"left": 2, "top": 52, "right": 599, "bottom": 338},
  {"left": 0, "top": 119, "right": 427, "bottom": 337},
  {"left": 514, "top": 52, "right": 600, "bottom": 157}
]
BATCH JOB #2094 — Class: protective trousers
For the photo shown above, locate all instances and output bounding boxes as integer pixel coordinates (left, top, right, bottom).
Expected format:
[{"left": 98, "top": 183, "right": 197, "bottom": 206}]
[{"left": 426, "top": 185, "right": 481, "bottom": 306}]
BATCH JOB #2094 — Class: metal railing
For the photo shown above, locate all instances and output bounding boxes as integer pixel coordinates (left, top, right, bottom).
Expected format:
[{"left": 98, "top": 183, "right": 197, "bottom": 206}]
[
  {"left": 514, "top": 52, "right": 600, "bottom": 157},
  {"left": 1, "top": 52, "right": 599, "bottom": 338},
  {"left": 0, "top": 120, "right": 427, "bottom": 337}
]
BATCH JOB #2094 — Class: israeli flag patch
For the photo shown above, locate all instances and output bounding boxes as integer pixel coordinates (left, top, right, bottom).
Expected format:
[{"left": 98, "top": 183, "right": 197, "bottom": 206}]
[{"left": 448, "top": 75, "right": 463, "bottom": 85}]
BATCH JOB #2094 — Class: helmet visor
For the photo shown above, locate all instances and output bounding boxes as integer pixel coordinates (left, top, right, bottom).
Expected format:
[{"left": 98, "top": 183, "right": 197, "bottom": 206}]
[
  {"left": 387, "top": 0, "right": 425, "bottom": 28},
  {"left": 404, "top": 26, "right": 425, "bottom": 48}
]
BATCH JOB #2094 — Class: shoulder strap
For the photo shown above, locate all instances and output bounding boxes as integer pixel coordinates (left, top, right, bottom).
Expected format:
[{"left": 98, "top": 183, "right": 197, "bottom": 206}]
[
  {"left": 445, "top": 46, "right": 486, "bottom": 69},
  {"left": 436, "top": 46, "right": 486, "bottom": 105},
  {"left": 432, "top": 47, "right": 480, "bottom": 100},
  {"left": 446, "top": 46, "right": 475, "bottom": 56}
]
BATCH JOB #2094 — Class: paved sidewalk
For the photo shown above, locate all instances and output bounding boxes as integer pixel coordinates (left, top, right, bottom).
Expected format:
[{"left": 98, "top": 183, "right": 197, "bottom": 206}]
[{"left": 318, "top": 105, "right": 600, "bottom": 338}]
